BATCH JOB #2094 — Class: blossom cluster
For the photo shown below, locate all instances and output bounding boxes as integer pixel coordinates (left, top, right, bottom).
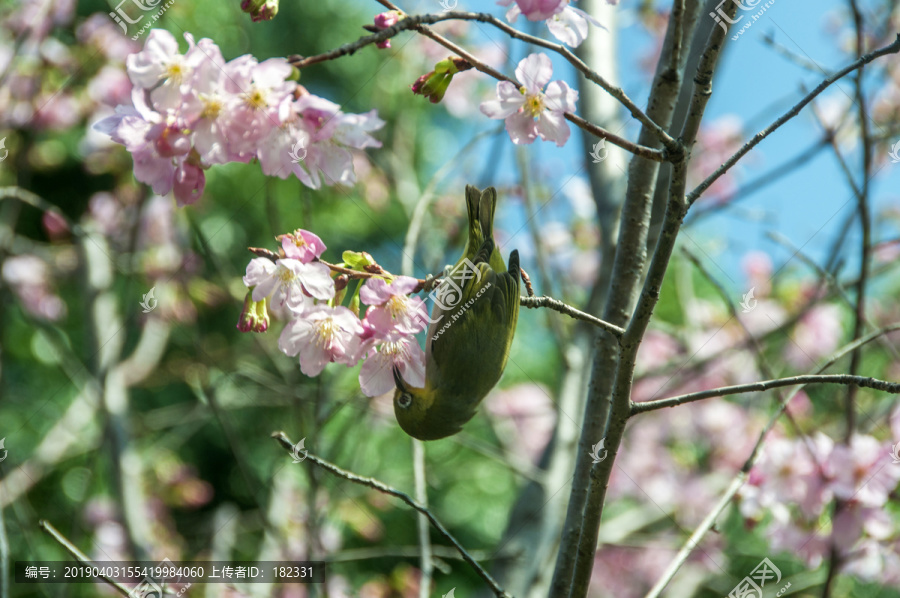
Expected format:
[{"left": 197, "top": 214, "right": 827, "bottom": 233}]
[
  {"left": 739, "top": 430, "right": 900, "bottom": 584},
  {"left": 239, "top": 229, "right": 428, "bottom": 397},
  {"left": 95, "top": 29, "right": 385, "bottom": 205}
]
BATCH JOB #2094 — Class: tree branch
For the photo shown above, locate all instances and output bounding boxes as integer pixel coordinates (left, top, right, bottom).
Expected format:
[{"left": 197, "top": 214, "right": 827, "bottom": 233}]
[
  {"left": 270, "top": 431, "right": 511, "bottom": 598},
  {"left": 520, "top": 295, "right": 625, "bottom": 336},
  {"left": 631, "top": 374, "right": 900, "bottom": 414},
  {"left": 292, "top": 7, "right": 667, "bottom": 161},
  {"left": 294, "top": 9, "right": 675, "bottom": 150},
  {"left": 686, "top": 34, "right": 900, "bottom": 205},
  {"left": 39, "top": 520, "right": 133, "bottom": 596}
]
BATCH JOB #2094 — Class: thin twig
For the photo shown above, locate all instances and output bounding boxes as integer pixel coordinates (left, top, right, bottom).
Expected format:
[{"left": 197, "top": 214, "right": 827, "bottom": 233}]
[
  {"left": 38, "top": 520, "right": 133, "bottom": 596},
  {"left": 520, "top": 296, "right": 625, "bottom": 336},
  {"left": 352, "top": 4, "right": 667, "bottom": 160},
  {"left": 270, "top": 431, "right": 512, "bottom": 598},
  {"left": 294, "top": 10, "right": 675, "bottom": 149},
  {"left": 686, "top": 34, "right": 900, "bottom": 204},
  {"left": 631, "top": 374, "right": 900, "bottom": 414}
]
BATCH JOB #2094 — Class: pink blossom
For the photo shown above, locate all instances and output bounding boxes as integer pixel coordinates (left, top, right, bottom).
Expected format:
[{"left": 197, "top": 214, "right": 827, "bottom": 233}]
[
  {"left": 500, "top": 1, "right": 607, "bottom": 47},
  {"left": 1, "top": 255, "right": 67, "bottom": 321},
  {"left": 279, "top": 306, "right": 364, "bottom": 377},
  {"left": 500, "top": 0, "right": 568, "bottom": 21},
  {"left": 784, "top": 303, "right": 843, "bottom": 368},
  {"left": 126, "top": 29, "right": 192, "bottom": 110},
  {"left": 825, "top": 435, "right": 900, "bottom": 507},
  {"left": 360, "top": 276, "right": 427, "bottom": 335},
  {"left": 546, "top": 6, "right": 605, "bottom": 47},
  {"left": 173, "top": 161, "right": 205, "bottom": 206},
  {"left": 358, "top": 334, "right": 426, "bottom": 396},
  {"left": 243, "top": 258, "right": 334, "bottom": 313},
  {"left": 480, "top": 53, "right": 577, "bottom": 147},
  {"left": 94, "top": 106, "right": 177, "bottom": 195},
  {"left": 372, "top": 11, "right": 402, "bottom": 49},
  {"left": 279, "top": 229, "right": 326, "bottom": 263},
  {"left": 95, "top": 31, "right": 384, "bottom": 202}
]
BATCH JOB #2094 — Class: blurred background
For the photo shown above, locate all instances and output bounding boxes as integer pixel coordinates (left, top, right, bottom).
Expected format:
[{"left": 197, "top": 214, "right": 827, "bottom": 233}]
[{"left": 2, "top": 0, "right": 900, "bottom": 596}]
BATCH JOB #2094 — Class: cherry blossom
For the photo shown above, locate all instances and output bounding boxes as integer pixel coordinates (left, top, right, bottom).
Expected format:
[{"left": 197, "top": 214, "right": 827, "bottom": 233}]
[
  {"left": 95, "top": 30, "right": 384, "bottom": 204},
  {"left": 360, "top": 276, "right": 427, "bottom": 335},
  {"left": 279, "top": 305, "right": 365, "bottom": 377},
  {"left": 358, "top": 334, "right": 426, "bottom": 396},
  {"left": 480, "top": 53, "right": 578, "bottom": 147},
  {"left": 499, "top": 0, "right": 608, "bottom": 47},
  {"left": 372, "top": 11, "right": 403, "bottom": 49},
  {"left": 279, "top": 229, "right": 327, "bottom": 263},
  {"left": 242, "top": 257, "right": 334, "bottom": 313}
]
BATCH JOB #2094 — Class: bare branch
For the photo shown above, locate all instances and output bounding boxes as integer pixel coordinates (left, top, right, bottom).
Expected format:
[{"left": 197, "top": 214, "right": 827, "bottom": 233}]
[
  {"left": 270, "top": 431, "right": 512, "bottom": 598},
  {"left": 520, "top": 295, "right": 625, "bottom": 336},
  {"left": 295, "top": 9, "right": 675, "bottom": 149},
  {"left": 632, "top": 374, "right": 900, "bottom": 414},
  {"left": 293, "top": 7, "right": 667, "bottom": 161},
  {"left": 39, "top": 520, "right": 133, "bottom": 596},
  {"left": 686, "top": 34, "right": 900, "bottom": 205}
]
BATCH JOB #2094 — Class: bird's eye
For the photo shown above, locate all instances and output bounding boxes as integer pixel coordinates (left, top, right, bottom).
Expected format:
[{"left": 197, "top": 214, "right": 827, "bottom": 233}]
[{"left": 398, "top": 393, "right": 412, "bottom": 409}]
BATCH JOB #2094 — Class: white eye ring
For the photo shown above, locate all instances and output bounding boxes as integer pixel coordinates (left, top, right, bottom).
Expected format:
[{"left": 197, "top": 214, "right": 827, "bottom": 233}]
[{"left": 398, "top": 393, "right": 412, "bottom": 409}]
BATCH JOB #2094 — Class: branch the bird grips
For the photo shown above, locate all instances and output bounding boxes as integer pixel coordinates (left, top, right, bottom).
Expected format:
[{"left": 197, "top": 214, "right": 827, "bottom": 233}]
[{"left": 392, "top": 185, "right": 521, "bottom": 441}]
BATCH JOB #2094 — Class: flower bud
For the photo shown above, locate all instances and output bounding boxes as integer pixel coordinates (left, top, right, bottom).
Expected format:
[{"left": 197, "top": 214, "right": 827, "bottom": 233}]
[
  {"left": 240, "top": 0, "right": 279, "bottom": 22},
  {"left": 411, "top": 58, "right": 472, "bottom": 104},
  {"left": 237, "top": 292, "right": 270, "bottom": 333}
]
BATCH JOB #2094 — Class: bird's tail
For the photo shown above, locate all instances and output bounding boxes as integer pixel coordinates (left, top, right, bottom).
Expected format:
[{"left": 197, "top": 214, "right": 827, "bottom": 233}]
[
  {"left": 507, "top": 249, "right": 521, "bottom": 290},
  {"left": 465, "top": 185, "right": 497, "bottom": 250}
]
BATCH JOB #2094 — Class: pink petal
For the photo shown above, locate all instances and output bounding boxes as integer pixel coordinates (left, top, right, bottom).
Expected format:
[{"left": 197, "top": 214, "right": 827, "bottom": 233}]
[
  {"left": 359, "top": 350, "right": 394, "bottom": 397},
  {"left": 480, "top": 81, "right": 525, "bottom": 119},
  {"left": 544, "top": 80, "right": 578, "bottom": 113},
  {"left": 515, "top": 53, "right": 553, "bottom": 94},
  {"left": 536, "top": 109, "right": 571, "bottom": 146},
  {"left": 505, "top": 110, "right": 538, "bottom": 145}
]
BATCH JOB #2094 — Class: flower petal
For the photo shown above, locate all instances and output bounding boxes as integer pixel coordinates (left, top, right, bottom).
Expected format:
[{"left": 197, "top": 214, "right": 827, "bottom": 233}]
[
  {"left": 536, "top": 109, "right": 571, "bottom": 146},
  {"left": 515, "top": 53, "right": 553, "bottom": 94},
  {"left": 480, "top": 81, "right": 525, "bottom": 119},
  {"left": 505, "top": 110, "right": 538, "bottom": 145},
  {"left": 544, "top": 80, "right": 578, "bottom": 113}
]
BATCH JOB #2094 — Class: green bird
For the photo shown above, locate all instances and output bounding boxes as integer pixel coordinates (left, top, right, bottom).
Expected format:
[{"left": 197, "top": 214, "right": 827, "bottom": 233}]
[{"left": 393, "top": 185, "right": 520, "bottom": 440}]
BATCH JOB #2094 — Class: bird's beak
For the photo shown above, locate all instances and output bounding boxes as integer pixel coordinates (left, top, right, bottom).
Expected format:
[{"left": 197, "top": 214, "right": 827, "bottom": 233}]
[{"left": 392, "top": 366, "right": 407, "bottom": 391}]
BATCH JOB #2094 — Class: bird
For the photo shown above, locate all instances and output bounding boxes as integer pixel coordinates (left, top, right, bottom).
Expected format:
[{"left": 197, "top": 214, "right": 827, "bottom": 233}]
[{"left": 393, "top": 185, "right": 520, "bottom": 440}]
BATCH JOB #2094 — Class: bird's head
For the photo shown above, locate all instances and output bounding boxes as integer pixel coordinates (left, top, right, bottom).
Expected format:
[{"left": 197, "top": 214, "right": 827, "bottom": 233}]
[{"left": 392, "top": 367, "right": 465, "bottom": 441}]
